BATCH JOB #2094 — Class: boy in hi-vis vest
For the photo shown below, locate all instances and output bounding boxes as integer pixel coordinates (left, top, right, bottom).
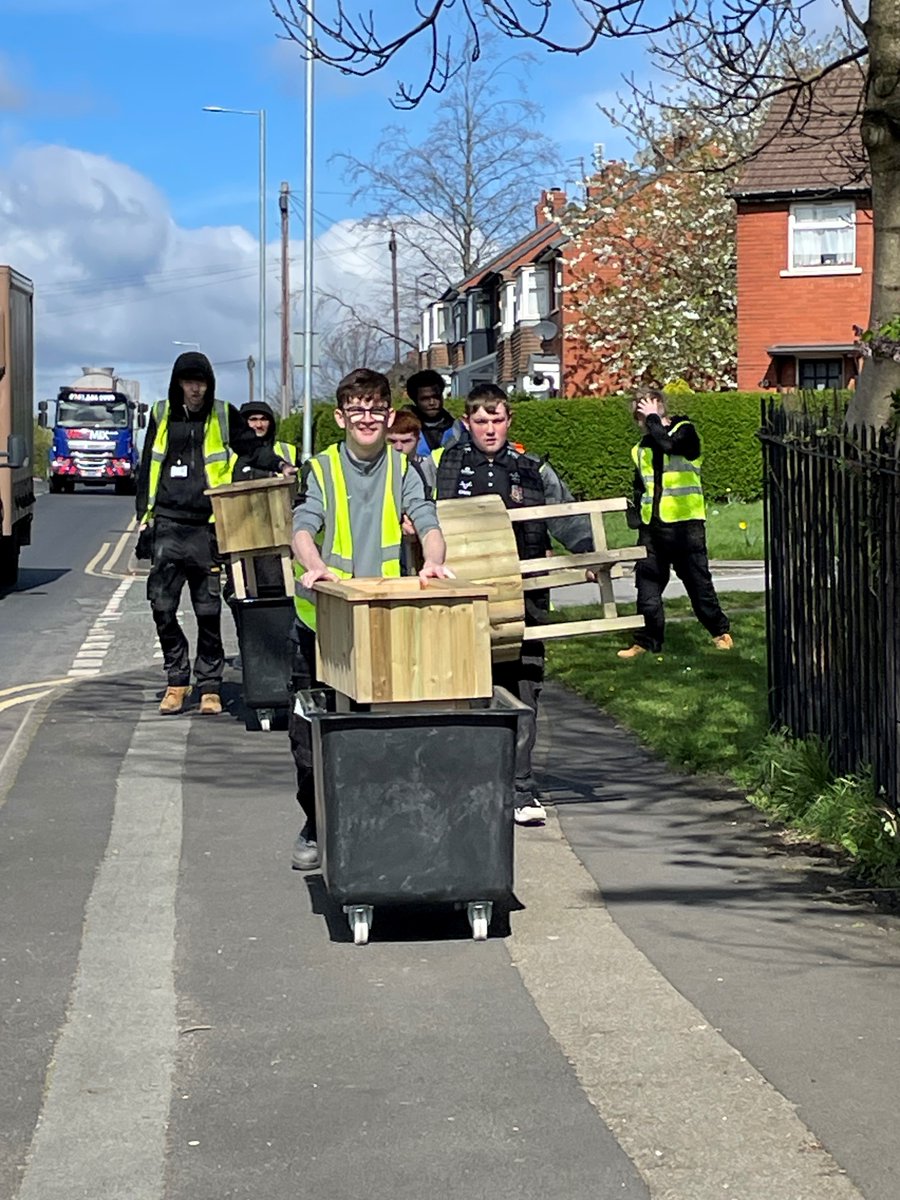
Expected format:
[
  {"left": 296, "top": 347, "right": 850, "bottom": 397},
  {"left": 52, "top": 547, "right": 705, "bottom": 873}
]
[
  {"left": 288, "top": 368, "right": 451, "bottom": 870},
  {"left": 617, "top": 388, "right": 732, "bottom": 659}
]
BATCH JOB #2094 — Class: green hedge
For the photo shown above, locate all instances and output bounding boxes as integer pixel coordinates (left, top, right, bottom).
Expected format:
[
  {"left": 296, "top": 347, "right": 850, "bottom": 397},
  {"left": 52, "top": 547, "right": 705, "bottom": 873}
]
[{"left": 277, "top": 391, "right": 770, "bottom": 503}]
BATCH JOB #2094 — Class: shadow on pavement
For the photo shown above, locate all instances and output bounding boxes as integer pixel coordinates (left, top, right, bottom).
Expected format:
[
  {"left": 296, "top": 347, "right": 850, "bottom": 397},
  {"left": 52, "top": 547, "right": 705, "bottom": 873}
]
[
  {"left": 303, "top": 874, "right": 516, "bottom": 944},
  {"left": 539, "top": 680, "right": 900, "bottom": 933},
  {"left": 0, "top": 566, "right": 70, "bottom": 597}
]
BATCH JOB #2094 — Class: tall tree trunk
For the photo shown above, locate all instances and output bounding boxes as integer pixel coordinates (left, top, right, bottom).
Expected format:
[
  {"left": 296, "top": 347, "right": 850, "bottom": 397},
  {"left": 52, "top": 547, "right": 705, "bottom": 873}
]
[{"left": 847, "top": 0, "right": 900, "bottom": 429}]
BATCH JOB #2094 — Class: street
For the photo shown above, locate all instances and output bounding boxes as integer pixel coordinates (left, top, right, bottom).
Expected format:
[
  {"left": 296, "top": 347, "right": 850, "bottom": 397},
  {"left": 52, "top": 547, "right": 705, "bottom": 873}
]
[{"left": 1, "top": 495, "right": 898, "bottom": 1200}]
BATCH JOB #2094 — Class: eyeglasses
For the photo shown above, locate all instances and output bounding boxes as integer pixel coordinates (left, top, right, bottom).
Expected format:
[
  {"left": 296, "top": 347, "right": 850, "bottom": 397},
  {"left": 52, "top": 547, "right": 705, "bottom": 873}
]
[{"left": 342, "top": 403, "right": 391, "bottom": 421}]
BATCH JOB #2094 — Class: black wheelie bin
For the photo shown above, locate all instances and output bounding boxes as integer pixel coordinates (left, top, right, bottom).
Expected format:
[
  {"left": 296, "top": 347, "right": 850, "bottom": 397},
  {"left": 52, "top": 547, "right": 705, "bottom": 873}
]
[
  {"left": 297, "top": 686, "right": 526, "bottom": 944},
  {"left": 233, "top": 594, "right": 295, "bottom": 730}
]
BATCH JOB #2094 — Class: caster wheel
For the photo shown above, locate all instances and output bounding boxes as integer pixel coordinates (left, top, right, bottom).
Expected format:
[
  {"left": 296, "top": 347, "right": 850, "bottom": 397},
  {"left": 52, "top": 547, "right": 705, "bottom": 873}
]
[
  {"left": 345, "top": 904, "right": 373, "bottom": 946},
  {"left": 467, "top": 901, "right": 492, "bottom": 942}
]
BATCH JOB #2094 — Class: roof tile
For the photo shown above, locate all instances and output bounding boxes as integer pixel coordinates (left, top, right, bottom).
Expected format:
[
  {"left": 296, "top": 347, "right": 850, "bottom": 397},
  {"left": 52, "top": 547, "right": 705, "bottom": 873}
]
[{"left": 733, "top": 63, "right": 868, "bottom": 198}]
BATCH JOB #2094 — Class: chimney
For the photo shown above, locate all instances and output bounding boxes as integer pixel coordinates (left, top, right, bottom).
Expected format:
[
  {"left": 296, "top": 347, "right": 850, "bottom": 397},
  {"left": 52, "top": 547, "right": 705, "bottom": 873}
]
[{"left": 535, "top": 188, "right": 567, "bottom": 227}]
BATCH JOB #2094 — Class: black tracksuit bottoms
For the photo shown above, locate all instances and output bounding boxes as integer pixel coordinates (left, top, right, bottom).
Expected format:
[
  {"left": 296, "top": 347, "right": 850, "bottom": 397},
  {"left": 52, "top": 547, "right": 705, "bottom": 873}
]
[
  {"left": 147, "top": 517, "right": 224, "bottom": 693},
  {"left": 288, "top": 623, "right": 320, "bottom": 837},
  {"left": 492, "top": 644, "right": 545, "bottom": 806},
  {"left": 634, "top": 521, "right": 729, "bottom": 652}
]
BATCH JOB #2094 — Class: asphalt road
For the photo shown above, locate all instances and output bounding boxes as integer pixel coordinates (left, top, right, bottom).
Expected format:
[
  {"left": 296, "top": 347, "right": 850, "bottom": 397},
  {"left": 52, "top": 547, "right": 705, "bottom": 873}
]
[
  {"left": 0, "top": 497, "right": 894, "bottom": 1200},
  {"left": 0, "top": 487, "right": 136, "bottom": 686}
]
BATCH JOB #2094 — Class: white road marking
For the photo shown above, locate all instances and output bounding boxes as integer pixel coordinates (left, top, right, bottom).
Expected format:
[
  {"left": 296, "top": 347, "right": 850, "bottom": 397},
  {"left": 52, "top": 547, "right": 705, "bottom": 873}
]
[
  {"left": 67, "top": 579, "right": 136, "bottom": 678},
  {"left": 16, "top": 707, "right": 188, "bottom": 1200}
]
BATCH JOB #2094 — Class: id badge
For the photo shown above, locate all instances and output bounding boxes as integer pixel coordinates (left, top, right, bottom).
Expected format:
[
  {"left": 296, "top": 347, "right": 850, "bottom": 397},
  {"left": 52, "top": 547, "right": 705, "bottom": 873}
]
[{"left": 169, "top": 463, "right": 189, "bottom": 478}]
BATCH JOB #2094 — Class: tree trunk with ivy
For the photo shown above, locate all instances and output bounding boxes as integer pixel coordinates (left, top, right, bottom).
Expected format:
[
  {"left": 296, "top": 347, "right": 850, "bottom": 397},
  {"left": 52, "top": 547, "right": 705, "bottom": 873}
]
[{"left": 847, "top": 0, "right": 900, "bottom": 429}]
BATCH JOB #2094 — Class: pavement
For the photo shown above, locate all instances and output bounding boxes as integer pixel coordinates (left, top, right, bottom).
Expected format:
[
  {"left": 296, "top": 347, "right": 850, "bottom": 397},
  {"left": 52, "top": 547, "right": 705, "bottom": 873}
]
[
  {"left": 551, "top": 559, "right": 766, "bottom": 608},
  {"left": 2, "top": 496, "right": 898, "bottom": 1199}
]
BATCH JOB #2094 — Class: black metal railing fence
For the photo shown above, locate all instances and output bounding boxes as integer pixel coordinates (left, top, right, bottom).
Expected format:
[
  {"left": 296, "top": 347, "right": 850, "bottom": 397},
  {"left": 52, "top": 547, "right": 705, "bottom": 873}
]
[{"left": 760, "top": 399, "right": 900, "bottom": 806}]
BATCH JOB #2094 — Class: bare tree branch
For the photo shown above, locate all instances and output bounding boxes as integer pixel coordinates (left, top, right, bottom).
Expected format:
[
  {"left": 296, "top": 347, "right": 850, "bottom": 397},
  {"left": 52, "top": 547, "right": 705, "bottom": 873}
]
[
  {"left": 270, "top": 0, "right": 696, "bottom": 106},
  {"left": 318, "top": 290, "right": 418, "bottom": 352},
  {"left": 334, "top": 42, "right": 562, "bottom": 290}
]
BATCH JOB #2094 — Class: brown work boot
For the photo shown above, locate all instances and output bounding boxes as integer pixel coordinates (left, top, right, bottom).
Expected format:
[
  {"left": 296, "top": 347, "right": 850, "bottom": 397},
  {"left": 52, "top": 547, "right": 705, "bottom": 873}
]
[
  {"left": 199, "top": 692, "right": 223, "bottom": 715},
  {"left": 713, "top": 633, "right": 734, "bottom": 651},
  {"left": 617, "top": 644, "right": 647, "bottom": 660},
  {"left": 159, "top": 686, "right": 191, "bottom": 715}
]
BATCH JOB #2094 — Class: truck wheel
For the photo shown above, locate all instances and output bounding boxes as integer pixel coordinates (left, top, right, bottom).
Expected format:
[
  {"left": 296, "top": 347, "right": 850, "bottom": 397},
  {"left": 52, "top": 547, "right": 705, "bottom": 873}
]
[
  {"left": 64, "top": 480, "right": 76, "bottom": 494},
  {"left": 0, "top": 534, "right": 20, "bottom": 587},
  {"left": 114, "top": 478, "right": 137, "bottom": 496},
  {"left": 48, "top": 476, "right": 62, "bottom": 494}
]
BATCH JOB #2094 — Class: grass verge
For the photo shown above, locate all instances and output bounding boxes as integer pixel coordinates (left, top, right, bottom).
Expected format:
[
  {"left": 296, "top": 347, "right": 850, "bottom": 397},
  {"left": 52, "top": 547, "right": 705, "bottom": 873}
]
[
  {"left": 546, "top": 590, "right": 900, "bottom": 886},
  {"left": 603, "top": 500, "right": 764, "bottom": 560}
]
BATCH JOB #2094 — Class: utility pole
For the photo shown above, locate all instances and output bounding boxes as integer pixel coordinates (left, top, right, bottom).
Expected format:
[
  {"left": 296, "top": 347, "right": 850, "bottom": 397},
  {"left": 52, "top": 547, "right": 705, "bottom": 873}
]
[
  {"left": 389, "top": 227, "right": 401, "bottom": 369},
  {"left": 301, "top": 0, "right": 315, "bottom": 460},
  {"left": 246, "top": 354, "right": 255, "bottom": 404},
  {"left": 279, "top": 181, "right": 293, "bottom": 419}
]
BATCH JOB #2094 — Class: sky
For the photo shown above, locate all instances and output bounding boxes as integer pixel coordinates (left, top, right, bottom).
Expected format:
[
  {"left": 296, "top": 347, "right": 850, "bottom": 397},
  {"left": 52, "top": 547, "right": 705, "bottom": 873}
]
[{"left": 0, "top": 0, "right": 831, "bottom": 407}]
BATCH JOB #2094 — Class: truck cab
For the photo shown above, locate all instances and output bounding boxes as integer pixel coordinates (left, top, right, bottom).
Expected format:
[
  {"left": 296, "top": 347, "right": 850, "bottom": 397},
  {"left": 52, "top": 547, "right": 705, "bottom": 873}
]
[{"left": 39, "top": 378, "right": 147, "bottom": 495}]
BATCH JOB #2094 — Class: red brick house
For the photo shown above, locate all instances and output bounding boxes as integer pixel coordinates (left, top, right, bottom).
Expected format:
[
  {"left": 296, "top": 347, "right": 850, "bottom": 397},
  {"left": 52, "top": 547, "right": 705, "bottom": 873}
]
[
  {"left": 417, "top": 188, "right": 623, "bottom": 397},
  {"left": 732, "top": 65, "right": 871, "bottom": 392},
  {"left": 418, "top": 190, "right": 566, "bottom": 396}
]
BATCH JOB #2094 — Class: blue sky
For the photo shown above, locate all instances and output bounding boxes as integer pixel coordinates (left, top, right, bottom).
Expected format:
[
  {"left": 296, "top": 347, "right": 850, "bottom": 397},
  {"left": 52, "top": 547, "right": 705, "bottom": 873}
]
[{"left": 0, "top": 0, "right": 657, "bottom": 400}]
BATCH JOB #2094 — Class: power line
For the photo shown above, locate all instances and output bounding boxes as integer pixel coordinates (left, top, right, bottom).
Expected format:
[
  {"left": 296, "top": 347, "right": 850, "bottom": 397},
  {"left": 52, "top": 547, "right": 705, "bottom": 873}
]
[
  {"left": 43, "top": 267, "right": 258, "bottom": 318},
  {"left": 40, "top": 260, "right": 259, "bottom": 299}
]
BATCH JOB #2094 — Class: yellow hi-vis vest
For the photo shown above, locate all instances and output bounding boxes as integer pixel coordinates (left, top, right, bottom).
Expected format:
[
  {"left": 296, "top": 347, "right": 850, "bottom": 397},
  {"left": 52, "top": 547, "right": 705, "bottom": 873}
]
[
  {"left": 294, "top": 442, "right": 407, "bottom": 631},
  {"left": 226, "top": 439, "right": 298, "bottom": 475},
  {"left": 632, "top": 421, "right": 706, "bottom": 524},
  {"left": 275, "top": 441, "right": 298, "bottom": 466},
  {"left": 143, "top": 399, "right": 232, "bottom": 523}
]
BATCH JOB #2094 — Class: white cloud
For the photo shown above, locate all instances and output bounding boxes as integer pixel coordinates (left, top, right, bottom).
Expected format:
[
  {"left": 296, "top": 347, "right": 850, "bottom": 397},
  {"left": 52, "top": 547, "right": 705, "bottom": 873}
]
[{"left": 0, "top": 143, "right": 416, "bottom": 407}]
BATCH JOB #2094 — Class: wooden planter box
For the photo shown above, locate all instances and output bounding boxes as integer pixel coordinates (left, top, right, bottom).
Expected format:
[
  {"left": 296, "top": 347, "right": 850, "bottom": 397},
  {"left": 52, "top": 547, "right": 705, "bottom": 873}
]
[
  {"left": 205, "top": 475, "right": 295, "bottom": 554},
  {"left": 314, "top": 577, "right": 494, "bottom": 704}
]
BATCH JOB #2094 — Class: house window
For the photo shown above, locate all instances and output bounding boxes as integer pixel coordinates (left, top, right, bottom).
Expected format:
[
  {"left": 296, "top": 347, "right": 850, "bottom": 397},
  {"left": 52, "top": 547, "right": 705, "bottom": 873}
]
[
  {"left": 789, "top": 202, "right": 855, "bottom": 269},
  {"left": 798, "top": 358, "right": 843, "bottom": 390},
  {"left": 433, "top": 303, "right": 451, "bottom": 342},
  {"left": 453, "top": 300, "right": 467, "bottom": 343},
  {"left": 469, "top": 290, "right": 490, "bottom": 332},
  {"left": 517, "top": 266, "right": 550, "bottom": 321}
]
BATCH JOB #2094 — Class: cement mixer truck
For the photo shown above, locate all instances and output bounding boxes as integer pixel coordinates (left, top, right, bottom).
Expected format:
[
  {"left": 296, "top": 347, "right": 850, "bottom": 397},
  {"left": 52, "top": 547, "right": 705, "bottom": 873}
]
[{"left": 39, "top": 367, "right": 147, "bottom": 494}]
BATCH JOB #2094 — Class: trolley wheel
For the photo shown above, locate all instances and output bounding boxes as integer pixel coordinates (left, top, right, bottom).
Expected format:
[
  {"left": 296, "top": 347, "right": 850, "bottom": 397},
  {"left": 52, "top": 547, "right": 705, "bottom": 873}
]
[
  {"left": 344, "top": 904, "right": 374, "bottom": 946},
  {"left": 467, "top": 901, "right": 493, "bottom": 942}
]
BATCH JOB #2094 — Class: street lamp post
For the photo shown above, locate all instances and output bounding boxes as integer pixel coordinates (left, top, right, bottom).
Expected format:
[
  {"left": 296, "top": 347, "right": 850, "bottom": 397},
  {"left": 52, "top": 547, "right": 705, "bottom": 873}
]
[
  {"left": 172, "top": 340, "right": 201, "bottom": 351},
  {"left": 203, "top": 105, "right": 267, "bottom": 405}
]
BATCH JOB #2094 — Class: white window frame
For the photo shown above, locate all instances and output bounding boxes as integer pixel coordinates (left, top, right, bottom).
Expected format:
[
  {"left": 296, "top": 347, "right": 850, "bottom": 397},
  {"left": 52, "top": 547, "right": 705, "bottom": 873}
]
[
  {"left": 500, "top": 281, "right": 516, "bottom": 334},
  {"left": 517, "top": 265, "right": 551, "bottom": 322},
  {"left": 782, "top": 200, "right": 860, "bottom": 277}
]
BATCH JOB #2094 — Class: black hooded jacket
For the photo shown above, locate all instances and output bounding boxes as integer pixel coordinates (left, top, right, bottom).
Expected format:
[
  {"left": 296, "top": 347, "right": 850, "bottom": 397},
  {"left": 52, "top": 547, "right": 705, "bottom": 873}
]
[
  {"left": 234, "top": 400, "right": 280, "bottom": 481},
  {"left": 136, "top": 352, "right": 282, "bottom": 522},
  {"left": 404, "top": 403, "right": 455, "bottom": 451}
]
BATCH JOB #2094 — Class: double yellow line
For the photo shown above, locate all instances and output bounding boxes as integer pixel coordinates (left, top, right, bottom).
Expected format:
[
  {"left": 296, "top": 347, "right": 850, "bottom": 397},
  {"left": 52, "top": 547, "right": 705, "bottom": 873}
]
[
  {"left": 84, "top": 517, "right": 138, "bottom": 579},
  {"left": 0, "top": 678, "right": 71, "bottom": 714}
]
